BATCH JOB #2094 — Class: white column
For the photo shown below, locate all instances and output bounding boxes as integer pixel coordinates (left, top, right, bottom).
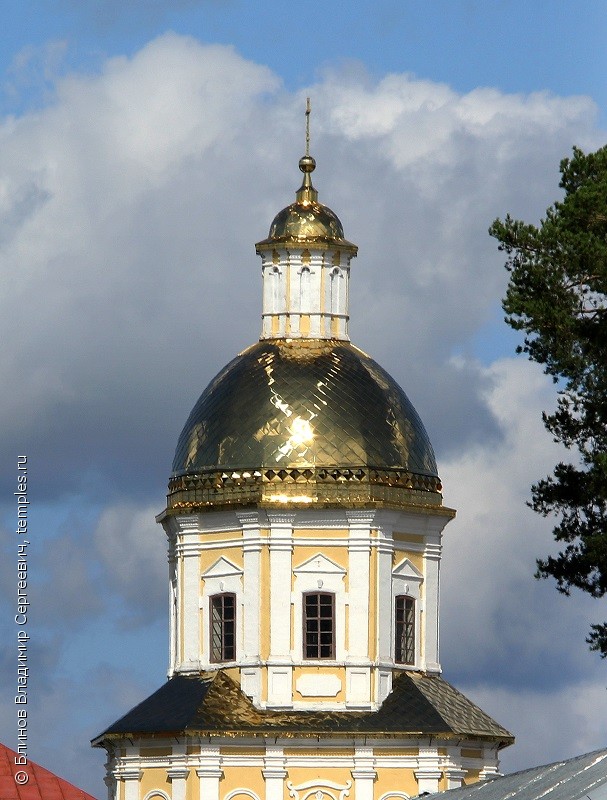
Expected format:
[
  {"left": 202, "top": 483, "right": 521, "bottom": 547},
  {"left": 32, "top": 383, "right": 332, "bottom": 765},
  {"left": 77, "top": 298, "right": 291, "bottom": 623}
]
[
  {"left": 180, "top": 524, "right": 201, "bottom": 670},
  {"left": 415, "top": 747, "right": 441, "bottom": 795},
  {"left": 238, "top": 510, "right": 262, "bottom": 702},
  {"left": 444, "top": 747, "right": 466, "bottom": 790},
  {"left": 118, "top": 745, "right": 141, "bottom": 800},
  {"left": 346, "top": 511, "right": 373, "bottom": 706},
  {"left": 376, "top": 524, "right": 394, "bottom": 662},
  {"left": 197, "top": 744, "right": 223, "bottom": 800},
  {"left": 289, "top": 251, "right": 302, "bottom": 336},
  {"left": 445, "top": 767, "right": 467, "bottom": 789},
  {"left": 479, "top": 746, "right": 502, "bottom": 780},
  {"left": 423, "top": 531, "right": 442, "bottom": 674},
  {"left": 168, "top": 553, "right": 177, "bottom": 676},
  {"left": 376, "top": 519, "right": 394, "bottom": 704},
  {"left": 167, "top": 768, "right": 189, "bottom": 800},
  {"left": 268, "top": 513, "right": 294, "bottom": 706},
  {"left": 121, "top": 771, "right": 141, "bottom": 800},
  {"left": 308, "top": 252, "right": 323, "bottom": 337},
  {"left": 263, "top": 745, "right": 287, "bottom": 800},
  {"left": 262, "top": 260, "right": 288, "bottom": 337},
  {"left": 352, "top": 745, "right": 376, "bottom": 800}
]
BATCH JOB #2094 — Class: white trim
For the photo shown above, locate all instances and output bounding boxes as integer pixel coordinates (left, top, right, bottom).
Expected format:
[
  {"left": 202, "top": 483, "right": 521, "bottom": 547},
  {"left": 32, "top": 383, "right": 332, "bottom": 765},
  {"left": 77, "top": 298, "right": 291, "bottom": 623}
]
[
  {"left": 224, "top": 791, "right": 261, "bottom": 800},
  {"left": 287, "top": 779, "right": 352, "bottom": 800},
  {"left": 181, "top": 540, "right": 201, "bottom": 670},
  {"left": 202, "top": 556, "right": 244, "bottom": 579},
  {"left": 292, "top": 553, "right": 346, "bottom": 664},
  {"left": 293, "top": 553, "right": 347, "bottom": 576},
  {"left": 200, "top": 559, "right": 243, "bottom": 668},
  {"left": 143, "top": 793, "right": 171, "bottom": 800},
  {"left": 376, "top": 524, "right": 394, "bottom": 670},
  {"left": 423, "top": 536, "right": 442, "bottom": 674},
  {"left": 392, "top": 558, "right": 423, "bottom": 671},
  {"left": 259, "top": 246, "right": 353, "bottom": 341},
  {"left": 167, "top": 766, "right": 189, "bottom": 800},
  {"left": 268, "top": 513, "right": 294, "bottom": 705},
  {"left": 378, "top": 793, "right": 410, "bottom": 800},
  {"left": 296, "top": 673, "right": 342, "bottom": 696}
]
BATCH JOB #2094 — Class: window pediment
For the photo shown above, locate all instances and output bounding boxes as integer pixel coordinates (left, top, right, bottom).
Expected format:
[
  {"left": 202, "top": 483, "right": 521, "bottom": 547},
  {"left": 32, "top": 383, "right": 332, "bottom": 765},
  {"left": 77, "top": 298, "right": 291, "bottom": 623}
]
[
  {"left": 202, "top": 556, "right": 243, "bottom": 579},
  {"left": 392, "top": 557, "right": 422, "bottom": 581},
  {"left": 293, "top": 553, "right": 346, "bottom": 575}
]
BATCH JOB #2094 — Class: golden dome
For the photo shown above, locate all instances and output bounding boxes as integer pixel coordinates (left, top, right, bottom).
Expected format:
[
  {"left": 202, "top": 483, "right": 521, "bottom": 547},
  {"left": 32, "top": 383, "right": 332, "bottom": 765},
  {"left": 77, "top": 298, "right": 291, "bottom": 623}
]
[{"left": 168, "top": 339, "right": 441, "bottom": 511}]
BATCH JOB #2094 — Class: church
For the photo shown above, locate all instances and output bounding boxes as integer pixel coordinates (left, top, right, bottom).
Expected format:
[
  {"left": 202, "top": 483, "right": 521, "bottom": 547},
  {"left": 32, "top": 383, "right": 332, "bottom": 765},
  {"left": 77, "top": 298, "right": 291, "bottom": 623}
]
[{"left": 92, "top": 106, "right": 513, "bottom": 800}]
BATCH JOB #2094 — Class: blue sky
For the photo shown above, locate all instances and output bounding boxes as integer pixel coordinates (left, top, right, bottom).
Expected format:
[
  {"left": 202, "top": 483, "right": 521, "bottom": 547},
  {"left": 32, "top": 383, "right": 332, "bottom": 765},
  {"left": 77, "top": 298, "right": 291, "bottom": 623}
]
[
  {"left": 3, "top": 2, "right": 607, "bottom": 119},
  {"left": 1, "top": 2, "right": 607, "bottom": 797}
]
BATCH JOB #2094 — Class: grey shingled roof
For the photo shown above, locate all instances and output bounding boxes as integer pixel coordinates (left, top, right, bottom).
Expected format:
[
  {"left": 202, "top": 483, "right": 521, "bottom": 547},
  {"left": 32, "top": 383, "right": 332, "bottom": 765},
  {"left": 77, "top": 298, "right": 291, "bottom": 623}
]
[
  {"left": 93, "top": 669, "right": 512, "bottom": 745},
  {"left": 423, "top": 748, "right": 607, "bottom": 800}
]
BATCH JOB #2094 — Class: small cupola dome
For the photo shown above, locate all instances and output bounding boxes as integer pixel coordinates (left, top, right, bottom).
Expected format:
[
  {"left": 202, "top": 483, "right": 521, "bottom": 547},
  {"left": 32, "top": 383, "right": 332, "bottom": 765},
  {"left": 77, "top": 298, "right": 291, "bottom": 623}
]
[{"left": 257, "top": 154, "right": 356, "bottom": 250}]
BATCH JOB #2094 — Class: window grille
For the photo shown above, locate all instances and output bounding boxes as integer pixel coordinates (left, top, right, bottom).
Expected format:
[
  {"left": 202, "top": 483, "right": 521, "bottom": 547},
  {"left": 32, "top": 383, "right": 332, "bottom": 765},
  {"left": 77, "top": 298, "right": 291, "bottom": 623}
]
[
  {"left": 210, "top": 593, "right": 236, "bottom": 662},
  {"left": 303, "top": 592, "right": 335, "bottom": 659},
  {"left": 395, "top": 595, "right": 415, "bottom": 665}
]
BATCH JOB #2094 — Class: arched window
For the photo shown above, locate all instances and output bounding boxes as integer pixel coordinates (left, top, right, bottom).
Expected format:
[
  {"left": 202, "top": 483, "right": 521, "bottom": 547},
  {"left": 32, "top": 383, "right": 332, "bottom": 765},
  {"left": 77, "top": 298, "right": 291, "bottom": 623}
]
[
  {"left": 299, "top": 266, "right": 311, "bottom": 312},
  {"left": 330, "top": 267, "right": 342, "bottom": 315},
  {"left": 303, "top": 592, "right": 335, "bottom": 659},
  {"left": 395, "top": 595, "right": 415, "bottom": 665},
  {"left": 210, "top": 593, "right": 236, "bottom": 662}
]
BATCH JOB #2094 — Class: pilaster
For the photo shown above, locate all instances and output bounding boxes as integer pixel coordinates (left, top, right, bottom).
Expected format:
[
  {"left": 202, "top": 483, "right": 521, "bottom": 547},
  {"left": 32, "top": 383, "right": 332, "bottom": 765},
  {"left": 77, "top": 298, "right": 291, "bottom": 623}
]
[
  {"left": 444, "top": 748, "right": 466, "bottom": 790},
  {"left": 346, "top": 511, "right": 373, "bottom": 706},
  {"left": 167, "top": 767, "right": 189, "bottom": 800},
  {"left": 263, "top": 745, "right": 288, "bottom": 800},
  {"left": 423, "top": 531, "right": 442, "bottom": 674},
  {"left": 268, "top": 513, "right": 294, "bottom": 706},
  {"left": 352, "top": 745, "right": 376, "bottom": 800},
  {"left": 176, "top": 518, "right": 201, "bottom": 671},
  {"left": 196, "top": 744, "right": 223, "bottom": 800},
  {"left": 415, "top": 747, "right": 442, "bottom": 795},
  {"left": 238, "top": 510, "right": 262, "bottom": 701}
]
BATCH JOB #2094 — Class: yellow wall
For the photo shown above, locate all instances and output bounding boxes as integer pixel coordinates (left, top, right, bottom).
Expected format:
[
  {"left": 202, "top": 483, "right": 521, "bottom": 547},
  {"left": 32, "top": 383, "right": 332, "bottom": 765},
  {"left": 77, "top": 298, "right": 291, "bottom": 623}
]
[
  {"left": 139, "top": 766, "right": 172, "bottom": 799},
  {"left": 374, "top": 767, "right": 420, "bottom": 798},
  {"left": 464, "top": 770, "right": 481, "bottom": 785},
  {"left": 220, "top": 764, "right": 266, "bottom": 799},
  {"left": 392, "top": 549, "right": 424, "bottom": 575},
  {"left": 293, "top": 529, "right": 350, "bottom": 539},
  {"left": 286, "top": 766, "right": 352, "bottom": 787}
]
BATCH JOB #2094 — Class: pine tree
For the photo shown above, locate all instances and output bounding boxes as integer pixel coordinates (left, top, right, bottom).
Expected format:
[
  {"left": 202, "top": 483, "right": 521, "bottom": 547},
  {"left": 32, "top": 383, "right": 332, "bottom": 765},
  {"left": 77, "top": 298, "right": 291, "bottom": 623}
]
[{"left": 490, "top": 145, "right": 607, "bottom": 656}]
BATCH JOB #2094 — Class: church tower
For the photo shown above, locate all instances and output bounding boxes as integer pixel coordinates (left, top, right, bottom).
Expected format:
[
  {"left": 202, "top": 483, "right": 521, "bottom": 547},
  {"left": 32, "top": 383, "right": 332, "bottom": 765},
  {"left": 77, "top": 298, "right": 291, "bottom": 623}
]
[{"left": 93, "top": 105, "right": 513, "bottom": 800}]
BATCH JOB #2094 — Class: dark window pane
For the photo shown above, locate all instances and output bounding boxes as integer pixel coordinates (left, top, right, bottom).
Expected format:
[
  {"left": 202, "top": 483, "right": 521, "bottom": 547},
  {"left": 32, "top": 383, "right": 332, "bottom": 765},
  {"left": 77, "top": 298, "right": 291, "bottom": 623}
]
[
  {"left": 303, "top": 592, "right": 334, "bottom": 659},
  {"left": 210, "top": 593, "right": 236, "bottom": 662},
  {"left": 395, "top": 595, "right": 415, "bottom": 665}
]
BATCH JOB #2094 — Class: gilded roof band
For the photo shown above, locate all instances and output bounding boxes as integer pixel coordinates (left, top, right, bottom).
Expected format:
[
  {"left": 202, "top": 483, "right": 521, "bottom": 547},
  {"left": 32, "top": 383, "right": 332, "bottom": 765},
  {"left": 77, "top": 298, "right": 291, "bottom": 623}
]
[{"left": 166, "top": 465, "right": 448, "bottom": 512}]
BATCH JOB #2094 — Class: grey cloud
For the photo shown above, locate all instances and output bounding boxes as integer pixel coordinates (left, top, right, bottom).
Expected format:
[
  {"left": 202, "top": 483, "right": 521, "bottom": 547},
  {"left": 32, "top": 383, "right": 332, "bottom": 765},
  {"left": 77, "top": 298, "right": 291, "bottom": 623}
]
[{"left": 94, "top": 504, "right": 167, "bottom": 625}]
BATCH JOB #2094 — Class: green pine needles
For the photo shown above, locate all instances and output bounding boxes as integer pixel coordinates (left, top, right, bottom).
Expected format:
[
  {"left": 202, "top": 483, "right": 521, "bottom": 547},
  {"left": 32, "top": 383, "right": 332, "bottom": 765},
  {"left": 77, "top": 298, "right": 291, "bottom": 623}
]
[{"left": 490, "top": 145, "right": 607, "bottom": 657}]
